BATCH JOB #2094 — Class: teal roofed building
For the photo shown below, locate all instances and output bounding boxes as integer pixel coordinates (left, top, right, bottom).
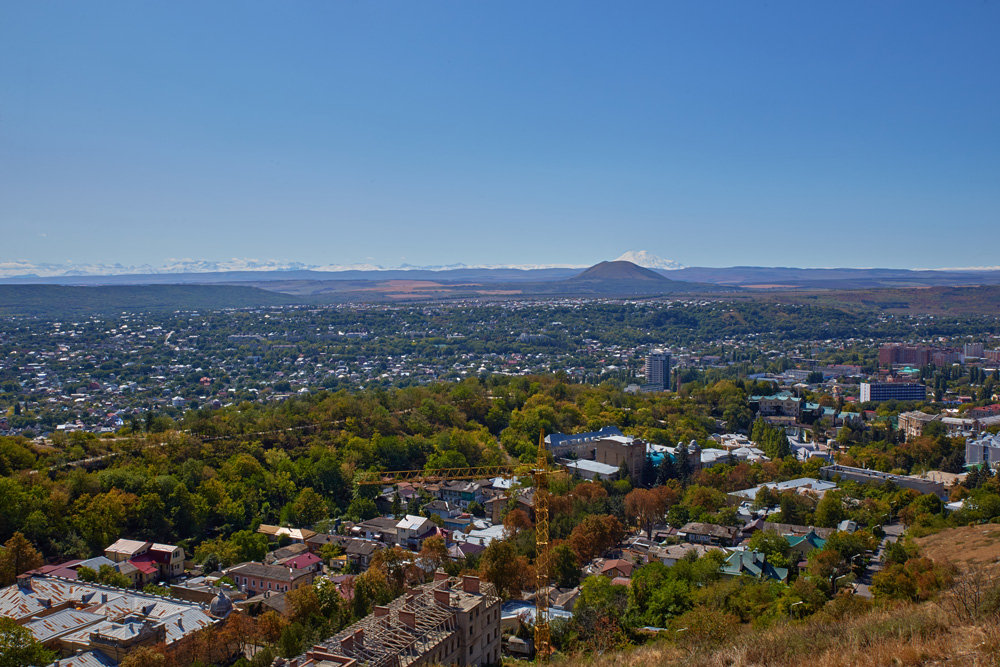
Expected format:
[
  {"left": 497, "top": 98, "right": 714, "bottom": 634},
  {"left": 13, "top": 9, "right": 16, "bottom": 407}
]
[
  {"left": 785, "top": 530, "right": 827, "bottom": 560},
  {"left": 720, "top": 550, "right": 789, "bottom": 583}
]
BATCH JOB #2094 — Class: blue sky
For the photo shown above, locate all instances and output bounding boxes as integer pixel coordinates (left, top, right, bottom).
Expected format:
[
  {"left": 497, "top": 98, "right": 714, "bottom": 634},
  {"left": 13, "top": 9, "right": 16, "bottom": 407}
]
[{"left": 1, "top": 1, "right": 998, "bottom": 272}]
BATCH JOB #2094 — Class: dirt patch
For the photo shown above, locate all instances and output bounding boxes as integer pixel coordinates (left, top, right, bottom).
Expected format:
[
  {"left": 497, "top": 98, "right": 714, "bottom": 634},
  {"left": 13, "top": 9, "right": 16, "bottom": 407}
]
[
  {"left": 743, "top": 284, "right": 800, "bottom": 289},
  {"left": 916, "top": 524, "right": 1000, "bottom": 572}
]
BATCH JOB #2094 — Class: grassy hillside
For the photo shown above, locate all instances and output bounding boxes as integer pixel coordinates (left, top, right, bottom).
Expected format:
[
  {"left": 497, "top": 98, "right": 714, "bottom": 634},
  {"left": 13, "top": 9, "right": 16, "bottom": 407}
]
[
  {"left": 564, "top": 601, "right": 999, "bottom": 666},
  {"left": 535, "top": 527, "right": 1000, "bottom": 667},
  {"left": 915, "top": 524, "right": 1000, "bottom": 574},
  {"left": 749, "top": 285, "right": 1000, "bottom": 315},
  {"left": 0, "top": 284, "right": 301, "bottom": 317}
]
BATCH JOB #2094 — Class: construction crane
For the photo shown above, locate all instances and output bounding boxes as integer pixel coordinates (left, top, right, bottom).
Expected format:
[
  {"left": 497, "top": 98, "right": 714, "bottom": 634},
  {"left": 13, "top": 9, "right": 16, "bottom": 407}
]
[{"left": 356, "top": 431, "right": 554, "bottom": 661}]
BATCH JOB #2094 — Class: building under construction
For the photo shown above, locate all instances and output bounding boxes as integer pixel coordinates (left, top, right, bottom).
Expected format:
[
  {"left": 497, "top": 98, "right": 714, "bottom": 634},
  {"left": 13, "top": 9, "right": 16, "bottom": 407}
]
[{"left": 275, "top": 574, "right": 501, "bottom": 667}]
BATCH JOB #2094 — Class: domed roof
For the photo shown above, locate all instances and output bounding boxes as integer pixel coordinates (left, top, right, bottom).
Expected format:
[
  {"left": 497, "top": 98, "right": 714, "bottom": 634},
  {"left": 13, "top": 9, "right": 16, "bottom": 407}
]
[{"left": 209, "top": 588, "right": 233, "bottom": 618}]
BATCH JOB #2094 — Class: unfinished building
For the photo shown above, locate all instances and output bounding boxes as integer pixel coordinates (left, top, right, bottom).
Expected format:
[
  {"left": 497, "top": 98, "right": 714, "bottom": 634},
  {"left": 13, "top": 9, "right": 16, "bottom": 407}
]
[{"left": 276, "top": 574, "right": 500, "bottom": 667}]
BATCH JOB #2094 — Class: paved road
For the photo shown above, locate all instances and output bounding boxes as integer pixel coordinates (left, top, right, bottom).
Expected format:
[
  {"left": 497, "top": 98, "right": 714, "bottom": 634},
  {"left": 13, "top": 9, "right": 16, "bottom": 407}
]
[{"left": 854, "top": 522, "right": 902, "bottom": 598}]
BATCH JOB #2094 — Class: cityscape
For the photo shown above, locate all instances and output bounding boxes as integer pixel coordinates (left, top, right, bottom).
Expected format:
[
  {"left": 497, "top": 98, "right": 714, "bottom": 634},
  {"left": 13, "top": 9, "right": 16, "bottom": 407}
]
[{"left": 3, "top": 2, "right": 1000, "bottom": 667}]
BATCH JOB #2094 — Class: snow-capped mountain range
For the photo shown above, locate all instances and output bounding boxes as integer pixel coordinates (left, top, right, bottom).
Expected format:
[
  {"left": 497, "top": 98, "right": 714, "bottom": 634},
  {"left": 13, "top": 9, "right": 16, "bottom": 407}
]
[
  {"left": 613, "top": 251, "right": 684, "bottom": 270},
  {"left": 0, "top": 251, "right": 683, "bottom": 278}
]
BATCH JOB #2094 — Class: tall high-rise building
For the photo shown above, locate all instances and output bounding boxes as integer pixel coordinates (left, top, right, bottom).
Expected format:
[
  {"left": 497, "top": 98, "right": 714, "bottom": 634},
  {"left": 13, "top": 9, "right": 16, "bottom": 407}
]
[
  {"left": 964, "top": 343, "right": 985, "bottom": 359},
  {"left": 645, "top": 351, "right": 671, "bottom": 390}
]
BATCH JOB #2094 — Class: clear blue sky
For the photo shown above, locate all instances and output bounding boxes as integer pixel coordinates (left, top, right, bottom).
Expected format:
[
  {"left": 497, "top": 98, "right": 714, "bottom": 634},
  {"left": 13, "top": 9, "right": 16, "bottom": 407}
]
[{"left": 2, "top": 1, "right": 998, "bottom": 271}]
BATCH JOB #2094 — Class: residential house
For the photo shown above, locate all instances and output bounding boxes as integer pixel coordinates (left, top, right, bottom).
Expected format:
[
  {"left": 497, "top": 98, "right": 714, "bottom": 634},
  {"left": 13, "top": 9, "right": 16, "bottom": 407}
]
[
  {"left": 226, "top": 562, "right": 314, "bottom": 596},
  {"left": 720, "top": 550, "right": 789, "bottom": 582},
  {"left": 103, "top": 540, "right": 185, "bottom": 580},
  {"left": 257, "top": 525, "right": 317, "bottom": 544},
  {"left": 276, "top": 552, "right": 323, "bottom": 574},
  {"left": 264, "top": 543, "right": 310, "bottom": 565},
  {"left": 678, "top": 522, "right": 740, "bottom": 547},
  {"left": 785, "top": 530, "right": 827, "bottom": 561},
  {"left": 351, "top": 517, "right": 399, "bottom": 545},
  {"left": 395, "top": 515, "right": 438, "bottom": 551},
  {"left": 599, "top": 559, "right": 634, "bottom": 579},
  {"left": 649, "top": 543, "right": 719, "bottom": 567},
  {"left": 306, "top": 534, "right": 383, "bottom": 570},
  {"left": 438, "top": 481, "right": 486, "bottom": 508},
  {"left": 898, "top": 411, "right": 940, "bottom": 441}
]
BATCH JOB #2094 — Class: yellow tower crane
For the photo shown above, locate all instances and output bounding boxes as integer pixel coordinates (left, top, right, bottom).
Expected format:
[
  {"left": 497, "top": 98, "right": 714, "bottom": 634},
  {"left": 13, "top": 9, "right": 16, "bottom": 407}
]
[{"left": 356, "top": 431, "right": 553, "bottom": 661}]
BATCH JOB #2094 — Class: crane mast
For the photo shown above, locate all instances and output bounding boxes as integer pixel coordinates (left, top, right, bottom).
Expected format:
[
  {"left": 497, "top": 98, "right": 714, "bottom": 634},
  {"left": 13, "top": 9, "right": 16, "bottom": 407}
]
[{"left": 533, "top": 430, "right": 551, "bottom": 660}]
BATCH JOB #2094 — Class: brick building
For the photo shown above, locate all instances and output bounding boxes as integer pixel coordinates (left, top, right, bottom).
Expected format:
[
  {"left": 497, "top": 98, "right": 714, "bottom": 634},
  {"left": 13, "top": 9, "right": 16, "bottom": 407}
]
[{"left": 276, "top": 574, "right": 500, "bottom": 667}]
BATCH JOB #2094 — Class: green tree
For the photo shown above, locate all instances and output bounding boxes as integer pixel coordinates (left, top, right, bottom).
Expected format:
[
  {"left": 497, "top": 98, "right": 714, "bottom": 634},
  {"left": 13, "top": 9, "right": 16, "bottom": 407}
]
[
  {"left": 813, "top": 491, "right": 845, "bottom": 528},
  {"left": 230, "top": 530, "right": 269, "bottom": 563},
  {"left": 0, "top": 617, "right": 55, "bottom": 667},
  {"left": 551, "top": 543, "right": 581, "bottom": 589},
  {"left": 575, "top": 575, "right": 629, "bottom": 622},
  {"left": 747, "top": 530, "right": 792, "bottom": 569},
  {"left": 96, "top": 564, "right": 134, "bottom": 589},
  {"left": 289, "top": 487, "right": 328, "bottom": 526}
]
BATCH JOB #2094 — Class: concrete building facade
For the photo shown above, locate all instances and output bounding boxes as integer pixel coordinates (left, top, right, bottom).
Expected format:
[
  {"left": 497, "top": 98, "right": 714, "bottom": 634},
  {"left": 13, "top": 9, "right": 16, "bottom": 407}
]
[
  {"left": 859, "top": 382, "right": 927, "bottom": 403},
  {"left": 644, "top": 351, "right": 671, "bottom": 391},
  {"left": 966, "top": 434, "right": 1000, "bottom": 470}
]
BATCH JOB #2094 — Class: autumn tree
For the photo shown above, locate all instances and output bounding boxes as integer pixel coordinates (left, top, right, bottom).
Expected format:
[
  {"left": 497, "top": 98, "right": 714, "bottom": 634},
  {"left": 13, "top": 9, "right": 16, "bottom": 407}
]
[
  {"left": 288, "top": 487, "right": 328, "bottom": 526},
  {"left": 418, "top": 535, "right": 449, "bottom": 575},
  {"left": 502, "top": 508, "right": 533, "bottom": 536},
  {"left": 813, "top": 491, "right": 846, "bottom": 528},
  {"left": 118, "top": 646, "right": 166, "bottom": 667},
  {"left": 624, "top": 488, "right": 666, "bottom": 539},
  {"left": 568, "top": 515, "right": 625, "bottom": 563},
  {"left": 286, "top": 585, "right": 322, "bottom": 626},
  {"left": 479, "top": 539, "right": 529, "bottom": 599},
  {"left": 256, "top": 610, "right": 289, "bottom": 645},
  {"left": 0, "top": 532, "right": 43, "bottom": 586},
  {"left": 746, "top": 530, "right": 792, "bottom": 569},
  {"left": 369, "top": 546, "right": 415, "bottom": 593}
]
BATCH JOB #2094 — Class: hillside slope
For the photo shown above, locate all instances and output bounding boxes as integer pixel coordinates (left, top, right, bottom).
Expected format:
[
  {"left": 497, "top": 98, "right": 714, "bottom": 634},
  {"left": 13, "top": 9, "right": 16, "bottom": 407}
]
[{"left": 0, "top": 284, "right": 301, "bottom": 316}]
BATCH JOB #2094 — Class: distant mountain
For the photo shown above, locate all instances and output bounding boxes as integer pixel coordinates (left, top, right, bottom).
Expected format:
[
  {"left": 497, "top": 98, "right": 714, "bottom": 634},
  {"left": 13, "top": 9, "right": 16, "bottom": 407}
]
[
  {"left": 5, "top": 258, "right": 1000, "bottom": 293},
  {"left": 668, "top": 266, "right": 1000, "bottom": 289},
  {"left": 613, "top": 250, "right": 684, "bottom": 270},
  {"left": 0, "top": 258, "right": 588, "bottom": 280},
  {"left": 570, "top": 260, "right": 672, "bottom": 282}
]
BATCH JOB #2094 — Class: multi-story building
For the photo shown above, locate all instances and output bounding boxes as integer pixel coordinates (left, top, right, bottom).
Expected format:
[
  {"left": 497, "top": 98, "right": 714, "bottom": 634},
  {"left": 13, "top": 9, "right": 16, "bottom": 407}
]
[
  {"left": 859, "top": 382, "right": 927, "bottom": 403},
  {"left": 898, "top": 411, "right": 941, "bottom": 441},
  {"left": 0, "top": 575, "right": 230, "bottom": 663},
  {"left": 546, "top": 426, "right": 646, "bottom": 483},
  {"left": 970, "top": 404, "right": 1000, "bottom": 419},
  {"left": 396, "top": 514, "right": 439, "bottom": 551},
  {"left": 964, "top": 343, "right": 985, "bottom": 359},
  {"left": 878, "top": 344, "right": 931, "bottom": 368},
  {"left": 276, "top": 574, "right": 501, "bottom": 667},
  {"left": 752, "top": 394, "right": 802, "bottom": 418},
  {"left": 821, "top": 464, "right": 946, "bottom": 499},
  {"left": 966, "top": 434, "right": 1000, "bottom": 470},
  {"left": 644, "top": 351, "right": 671, "bottom": 390}
]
